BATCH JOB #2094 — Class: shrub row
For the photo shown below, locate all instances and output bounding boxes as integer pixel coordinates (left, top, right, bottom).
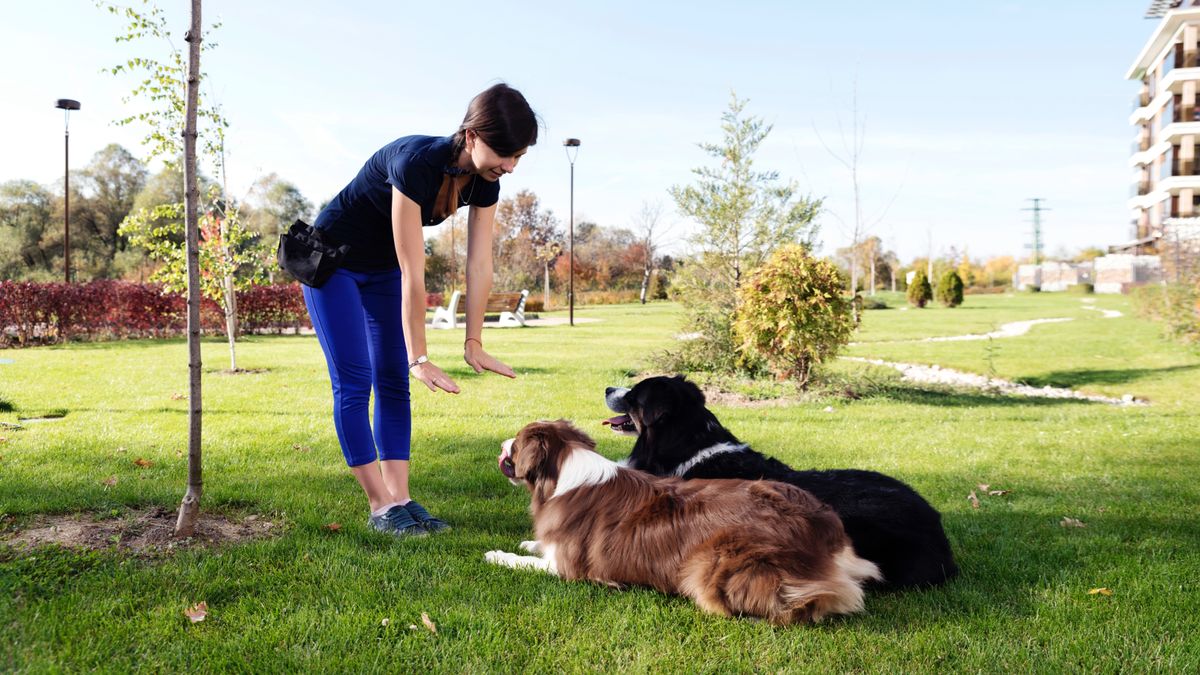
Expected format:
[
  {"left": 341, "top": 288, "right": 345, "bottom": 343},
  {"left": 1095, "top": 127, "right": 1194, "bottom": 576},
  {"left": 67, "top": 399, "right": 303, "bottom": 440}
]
[{"left": 0, "top": 281, "right": 313, "bottom": 347}]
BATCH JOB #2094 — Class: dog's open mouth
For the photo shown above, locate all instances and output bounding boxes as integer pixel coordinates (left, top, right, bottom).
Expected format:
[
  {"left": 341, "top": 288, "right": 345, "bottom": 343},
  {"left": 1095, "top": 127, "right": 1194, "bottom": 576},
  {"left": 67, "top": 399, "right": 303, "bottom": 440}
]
[
  {"left": 499, "top": 439, "right": 517, "bottom": 479},
  {"left": 602, "top": 414, "right": 636, "bottom": 434}
]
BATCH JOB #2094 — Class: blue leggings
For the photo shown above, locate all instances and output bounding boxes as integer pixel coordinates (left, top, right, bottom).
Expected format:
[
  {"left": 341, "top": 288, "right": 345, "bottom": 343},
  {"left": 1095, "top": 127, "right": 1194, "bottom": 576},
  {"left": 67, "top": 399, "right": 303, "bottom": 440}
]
[{"left": 303, "top": 267, "right": 412, "bottom": 466}]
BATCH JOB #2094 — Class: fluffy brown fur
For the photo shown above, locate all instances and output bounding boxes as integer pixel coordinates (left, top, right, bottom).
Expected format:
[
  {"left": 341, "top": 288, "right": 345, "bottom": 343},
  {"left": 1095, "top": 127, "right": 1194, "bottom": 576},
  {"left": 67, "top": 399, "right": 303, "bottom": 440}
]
[{"left": 489, "top": 420, "right": 880, "bottom": 625}]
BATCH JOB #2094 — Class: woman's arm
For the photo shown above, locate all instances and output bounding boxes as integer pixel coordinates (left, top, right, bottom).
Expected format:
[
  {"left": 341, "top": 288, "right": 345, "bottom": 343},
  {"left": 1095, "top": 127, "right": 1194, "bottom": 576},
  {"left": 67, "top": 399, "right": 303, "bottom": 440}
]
[
  {"left": 463, "top": 203, "right": 515, "bottom": 378},
  {"left": 392, "top": 186, "right": 459, "bottom": 394}
]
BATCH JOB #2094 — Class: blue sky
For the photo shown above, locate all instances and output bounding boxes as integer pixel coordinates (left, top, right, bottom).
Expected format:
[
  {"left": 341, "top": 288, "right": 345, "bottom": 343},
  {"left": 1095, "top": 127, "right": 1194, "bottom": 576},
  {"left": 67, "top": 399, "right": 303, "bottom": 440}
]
[{"left": 1, "top": 1, "right": 1154, "bottom": 262}]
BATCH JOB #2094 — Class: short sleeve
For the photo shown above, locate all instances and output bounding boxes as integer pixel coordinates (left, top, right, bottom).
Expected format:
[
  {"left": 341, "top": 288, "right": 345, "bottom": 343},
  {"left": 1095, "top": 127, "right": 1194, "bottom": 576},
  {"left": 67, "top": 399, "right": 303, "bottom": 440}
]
[
  {"left": 468, "top": 176, "right": 501, "bottom": 208},
  {"left": 386, "top": 152, "right": 436, "bottom": 206}
]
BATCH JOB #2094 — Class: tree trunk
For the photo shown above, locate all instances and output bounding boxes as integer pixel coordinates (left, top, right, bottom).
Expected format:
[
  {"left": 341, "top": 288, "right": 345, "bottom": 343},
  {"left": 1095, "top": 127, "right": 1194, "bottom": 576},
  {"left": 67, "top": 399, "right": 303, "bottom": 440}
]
[
  {"left": 175, "top": 0, "right": 203, "bottom": 539},
  {"left": 223, "top": 272, "right": 237, "bottom": 371},
  {"left": 640, "top": 266, "right": 650, "bottom": 304},
  {"left": 543, "top": 261, "right": 550, "bottom": 310},
  {"left": 869, "top": 255, "right": 876, "bottom": 296}
]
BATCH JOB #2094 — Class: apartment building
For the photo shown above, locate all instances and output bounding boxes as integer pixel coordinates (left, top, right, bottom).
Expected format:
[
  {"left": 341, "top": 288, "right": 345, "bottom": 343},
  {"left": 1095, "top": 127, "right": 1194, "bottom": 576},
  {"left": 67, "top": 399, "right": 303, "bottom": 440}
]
[{"left": 1126, "top": 1, "right": 1200, "bottom": 254}]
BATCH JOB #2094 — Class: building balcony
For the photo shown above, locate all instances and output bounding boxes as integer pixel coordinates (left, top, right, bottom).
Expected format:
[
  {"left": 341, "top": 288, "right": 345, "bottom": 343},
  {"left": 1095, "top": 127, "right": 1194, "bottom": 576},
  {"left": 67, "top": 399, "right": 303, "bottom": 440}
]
[
  {"left": 1131, "top": 139, "right": 1168, "bottom": 167},
  {"left": 1155, "top": 119, "right": 1200, "bottom": 143}
]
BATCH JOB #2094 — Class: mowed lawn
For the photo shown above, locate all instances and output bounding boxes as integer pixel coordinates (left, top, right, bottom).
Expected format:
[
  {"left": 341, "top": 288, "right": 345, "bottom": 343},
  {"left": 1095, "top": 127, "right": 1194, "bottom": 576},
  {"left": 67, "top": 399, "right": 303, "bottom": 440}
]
[{"left": 1, "top": 294, "right": 1198, "bottom": 672}]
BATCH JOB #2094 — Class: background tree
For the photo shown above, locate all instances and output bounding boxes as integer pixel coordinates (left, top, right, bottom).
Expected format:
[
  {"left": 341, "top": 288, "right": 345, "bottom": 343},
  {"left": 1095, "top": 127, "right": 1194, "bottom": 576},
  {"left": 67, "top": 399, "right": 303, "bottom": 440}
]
[
  {"left": 242, "top": 173, "right": 313, "bottom": 282},
  {"left": 815, "top": 81, "right": 901, "bottom": 295},
  {"left": 0, "top": 181, "right": 58, "bottom": 281},
  {"left": 982, "top": 255, "right": 1016, "bottom": 288},
  {"left": 631, "top": 200, "right": 671, "bottom": 304},
  {"left": 104, "top": 0, "right": 261, "bottom": 370},
  {"left": 493, "top": 189, "right": 561, "bottom": 292},
  {"left": 76, "top": 144, "right": 147, "bottom": 279},
  {"left": 666, "top": 93, "right": 822, "bottom": 374}
]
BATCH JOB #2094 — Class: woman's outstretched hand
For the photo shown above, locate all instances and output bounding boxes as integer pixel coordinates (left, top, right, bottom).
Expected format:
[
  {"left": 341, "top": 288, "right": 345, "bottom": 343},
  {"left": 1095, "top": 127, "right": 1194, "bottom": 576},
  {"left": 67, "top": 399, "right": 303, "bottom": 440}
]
[
  {"left": 464, "top": 340, "right": 516, "bottom": 379},
  {"left": 410, "top": 360, "right": 460, "bottom": 394}
]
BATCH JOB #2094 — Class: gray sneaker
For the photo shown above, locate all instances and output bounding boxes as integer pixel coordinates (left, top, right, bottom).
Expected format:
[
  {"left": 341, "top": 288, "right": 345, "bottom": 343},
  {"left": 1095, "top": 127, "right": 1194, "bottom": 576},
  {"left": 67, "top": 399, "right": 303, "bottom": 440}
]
[
  {"left": 367, "top": 504, "right": 427, "bottom": 537},
  {"left": 404, "top": 500, "right": 450, "bottom": 533}
]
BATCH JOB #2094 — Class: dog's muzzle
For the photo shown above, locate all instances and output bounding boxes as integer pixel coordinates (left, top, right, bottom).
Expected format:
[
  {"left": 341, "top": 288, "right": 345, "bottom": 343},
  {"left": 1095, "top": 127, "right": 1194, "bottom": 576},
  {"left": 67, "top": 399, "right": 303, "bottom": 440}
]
[
  {"left": 499, "top": 438, "right": 517, "bottom": 479},
  {"left": 605, "top": 387, "right": 631, "bottom": 413}
]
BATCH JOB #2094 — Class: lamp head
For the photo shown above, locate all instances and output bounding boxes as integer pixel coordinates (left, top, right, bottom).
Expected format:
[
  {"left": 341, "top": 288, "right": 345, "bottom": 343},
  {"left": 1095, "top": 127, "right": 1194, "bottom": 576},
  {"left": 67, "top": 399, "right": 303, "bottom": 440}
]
[
  {"left": 55, "top": 99, "right": 81, "bottom": 111},
  {"left": 563, "top": 138, "right": 581, "bottom": 147}
]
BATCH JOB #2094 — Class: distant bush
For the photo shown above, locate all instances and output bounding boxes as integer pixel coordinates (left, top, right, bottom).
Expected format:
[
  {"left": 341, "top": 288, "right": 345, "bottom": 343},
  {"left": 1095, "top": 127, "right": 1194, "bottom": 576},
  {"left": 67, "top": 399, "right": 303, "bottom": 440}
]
[
  {"left": 1025, "top": 285, "right": 1042, "bottom": 293},
  {"left": 907, "top": 270, "right": 932, "bottom": 308},
  {"left": 862, "top": 296, "right": 889, "bottom": 310},
  {"left": 936, "top": 270, "right": 965, "bottom": 307},
  {"left": 1131, "top": 283, "right": 1200, "bottom": 344},
  {"left": 733, "top": 245, "right": 857, "bottom": 388},
  {"left": 1067, "top": 283, "right": 1094, "bottom": 295}
]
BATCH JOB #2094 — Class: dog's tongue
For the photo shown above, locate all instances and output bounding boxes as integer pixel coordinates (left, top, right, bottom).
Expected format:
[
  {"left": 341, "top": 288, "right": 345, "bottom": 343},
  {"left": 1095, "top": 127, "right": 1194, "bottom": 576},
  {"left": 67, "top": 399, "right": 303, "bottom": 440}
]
[{"left": 602, "top": 414, "right": 631, "bottom": 426}]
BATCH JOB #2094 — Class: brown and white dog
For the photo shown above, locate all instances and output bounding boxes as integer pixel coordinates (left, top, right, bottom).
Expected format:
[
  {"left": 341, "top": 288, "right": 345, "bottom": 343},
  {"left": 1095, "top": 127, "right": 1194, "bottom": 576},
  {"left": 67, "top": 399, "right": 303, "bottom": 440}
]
[{"left": 486, "top": 420, "right": 881, "bottom": 625}]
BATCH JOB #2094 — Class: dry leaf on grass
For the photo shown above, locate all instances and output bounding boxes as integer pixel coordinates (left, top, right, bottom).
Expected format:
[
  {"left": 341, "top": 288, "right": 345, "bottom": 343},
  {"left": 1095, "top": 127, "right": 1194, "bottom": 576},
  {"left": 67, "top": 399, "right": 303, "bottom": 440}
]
[
  {"left": 967, "top": 491, "right": 980, "bottom": 509},
  {"left": 977, "top": 483, "right": 990, "bottom": 491},
  {"left": 184, "top": 602, "right": 208, "bottom": 623},
  {"left": 988, "top": 489, "right": 1012, "bottom": 496},
  {"left": 421, "top": 612, "right": 437, "bottom": 634},
  {"left": 381, "top": 618, "right": 390, "bottom": 627},
  {"left": 1060, "top": 517, "right": 1086, "bottom": 528},
  {"left": 101, "top": 476, "right": 118, "bottom": 487},
  {"left": 170, "top": 392, "right": 184, "bottom": 401},
  {"left": 132, "top": 458, "right": 153, "bottom": 469},
  {"left": 292, "top": 444, "right": 312, "bottom": 453},
  {"left": 1088, "top": 587, "right": 1113, "bottom": 596},
  {"left": 324, "top": 522, "right": 342, "bottom": 532}
]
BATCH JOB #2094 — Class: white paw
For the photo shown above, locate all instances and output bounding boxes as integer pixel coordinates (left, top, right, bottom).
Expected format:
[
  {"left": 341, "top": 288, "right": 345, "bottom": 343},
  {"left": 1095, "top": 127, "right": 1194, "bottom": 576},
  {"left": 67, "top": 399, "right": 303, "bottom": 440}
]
[
  {"left": 484, "top": 550, "right": 513, "bottom": 565},
  {"left": 519, "top": 540, "right": 542, "bottom": 554}
]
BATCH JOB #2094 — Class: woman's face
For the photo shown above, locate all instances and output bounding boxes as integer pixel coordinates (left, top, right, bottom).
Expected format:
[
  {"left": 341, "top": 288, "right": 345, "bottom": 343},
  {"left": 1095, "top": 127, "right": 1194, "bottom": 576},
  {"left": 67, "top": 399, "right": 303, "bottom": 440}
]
[{"left": 468, "top": 133, "right": 527, "bottom": 182}]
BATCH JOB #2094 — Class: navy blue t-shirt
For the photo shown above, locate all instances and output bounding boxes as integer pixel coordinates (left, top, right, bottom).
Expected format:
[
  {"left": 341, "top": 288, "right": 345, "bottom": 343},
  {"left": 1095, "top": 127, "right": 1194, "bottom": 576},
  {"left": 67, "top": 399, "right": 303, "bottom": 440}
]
[{"left": 314, "top": 135, "right": 500, "bottom": 271}]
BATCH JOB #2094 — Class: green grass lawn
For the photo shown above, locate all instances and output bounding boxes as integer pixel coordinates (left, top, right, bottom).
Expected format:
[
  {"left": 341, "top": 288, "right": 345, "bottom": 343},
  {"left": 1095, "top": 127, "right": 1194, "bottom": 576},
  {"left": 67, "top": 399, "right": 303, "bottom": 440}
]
[{"left": 1, "top": 295, "right": 1198, "bottom": 672}]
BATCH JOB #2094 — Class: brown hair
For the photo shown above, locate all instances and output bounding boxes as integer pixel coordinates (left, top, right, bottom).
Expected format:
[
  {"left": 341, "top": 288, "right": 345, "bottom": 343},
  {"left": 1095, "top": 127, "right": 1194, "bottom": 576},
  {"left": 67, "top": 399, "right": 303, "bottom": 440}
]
[{"left": 435, "top": 83, "right": 539, "bottom": 220}]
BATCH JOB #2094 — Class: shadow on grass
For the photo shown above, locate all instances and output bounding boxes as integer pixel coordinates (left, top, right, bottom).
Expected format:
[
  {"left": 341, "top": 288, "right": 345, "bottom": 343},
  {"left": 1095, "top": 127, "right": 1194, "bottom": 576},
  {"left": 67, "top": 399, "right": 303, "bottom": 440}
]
[
  {"left": 1016, "top": 363, "right": 1200, "bottom": 389},
  {"left": 860, "top": 384, "right": 1106, "bottom": 408}
]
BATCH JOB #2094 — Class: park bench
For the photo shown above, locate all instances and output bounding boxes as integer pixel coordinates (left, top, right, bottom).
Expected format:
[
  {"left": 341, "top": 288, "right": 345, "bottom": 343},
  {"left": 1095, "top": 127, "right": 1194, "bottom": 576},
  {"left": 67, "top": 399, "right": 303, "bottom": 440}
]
[{"left": 430, "top": 289, "right": 529, "bottom": 329}]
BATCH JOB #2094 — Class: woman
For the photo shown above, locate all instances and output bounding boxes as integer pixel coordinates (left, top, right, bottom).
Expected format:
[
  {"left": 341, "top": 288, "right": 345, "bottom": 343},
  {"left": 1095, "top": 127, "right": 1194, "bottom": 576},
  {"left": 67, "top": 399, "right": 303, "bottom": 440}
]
[{"left": 304, "top": 83, "right": 538, "bottom": 537}]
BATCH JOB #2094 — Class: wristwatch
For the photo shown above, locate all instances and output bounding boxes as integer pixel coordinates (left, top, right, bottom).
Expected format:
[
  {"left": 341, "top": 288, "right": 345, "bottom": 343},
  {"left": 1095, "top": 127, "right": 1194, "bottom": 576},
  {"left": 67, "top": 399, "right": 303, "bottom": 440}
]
[{"left": 408, "top": 355, "right": 429, "bottom": 370}]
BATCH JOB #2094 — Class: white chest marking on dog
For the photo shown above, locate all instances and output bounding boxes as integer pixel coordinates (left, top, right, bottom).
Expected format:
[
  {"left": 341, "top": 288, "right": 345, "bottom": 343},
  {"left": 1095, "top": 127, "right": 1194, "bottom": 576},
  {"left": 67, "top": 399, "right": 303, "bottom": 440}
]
[
  {"left": 672, "top": 442, "right": 748, "bottom": 477},
  {"left": 552, "top": 448, "right": 620, "bottom": 498}
]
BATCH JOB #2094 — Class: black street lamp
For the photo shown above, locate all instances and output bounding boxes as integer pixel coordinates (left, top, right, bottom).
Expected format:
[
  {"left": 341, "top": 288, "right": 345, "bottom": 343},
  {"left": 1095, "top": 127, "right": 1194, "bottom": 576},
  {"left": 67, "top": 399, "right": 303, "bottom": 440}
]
[
  {"left": 563, "top": 138, "right": 581, "bottom": 326},
  {"left": 55, "top": 98, "right": 81, "bottom": 283}
]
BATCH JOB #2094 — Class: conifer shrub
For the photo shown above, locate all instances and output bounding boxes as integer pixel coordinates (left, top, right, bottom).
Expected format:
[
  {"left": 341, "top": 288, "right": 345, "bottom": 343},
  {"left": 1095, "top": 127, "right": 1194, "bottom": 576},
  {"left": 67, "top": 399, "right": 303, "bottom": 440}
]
[
  {"left": 936, "top": 270, "right": 965, "bottom": 307},
  {"left": 907, "top": 270, "right": 932, "bottom": 307}
]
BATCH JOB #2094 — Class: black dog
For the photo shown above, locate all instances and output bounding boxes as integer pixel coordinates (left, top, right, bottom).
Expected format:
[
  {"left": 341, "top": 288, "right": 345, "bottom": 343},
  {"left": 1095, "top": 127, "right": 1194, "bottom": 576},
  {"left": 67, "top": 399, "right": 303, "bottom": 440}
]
[{"left": 604, "top": 376, "right": 958, "bottom": 590}]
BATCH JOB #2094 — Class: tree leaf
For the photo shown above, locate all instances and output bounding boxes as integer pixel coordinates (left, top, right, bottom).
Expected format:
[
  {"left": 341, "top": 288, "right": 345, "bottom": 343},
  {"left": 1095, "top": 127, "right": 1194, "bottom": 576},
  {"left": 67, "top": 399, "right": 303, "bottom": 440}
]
[
  {"left": 184, "top": 601, "right": 208, "bottom": 623},
  {"left": 421, "top": 612, "right": 437, "bottom": 634},
  {"left": 967, "top": 491, "right": 980, "bottom": 509},
  {"left": 1087, "top": 587, "right": 1113, "bottom": 596},
  {"left": 324, "top": 522, "right": 342, "bottom": 532},
  {"left": 133, "top": 458, "right": 153, "bottom": 468},
  {"left": 101, "top": 476, "right": 118, "bottom": 487},
  {"left": 1060, "top": 517, "right": 1086, "bottom": 528}
]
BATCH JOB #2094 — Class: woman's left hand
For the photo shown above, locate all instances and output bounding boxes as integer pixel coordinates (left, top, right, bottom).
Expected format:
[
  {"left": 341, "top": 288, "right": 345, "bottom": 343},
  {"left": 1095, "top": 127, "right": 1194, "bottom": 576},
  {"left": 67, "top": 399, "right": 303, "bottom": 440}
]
[{"left": 464, "top": 340, "right": 516, "bottom": 378}]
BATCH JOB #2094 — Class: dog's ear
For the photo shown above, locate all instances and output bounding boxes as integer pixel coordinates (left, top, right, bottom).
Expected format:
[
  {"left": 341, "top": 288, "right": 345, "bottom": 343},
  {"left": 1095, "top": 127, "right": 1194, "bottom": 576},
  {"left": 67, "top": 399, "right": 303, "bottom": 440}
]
[
  {"left": 676, "top": 375, "right": 706, "bottom": 406},
  {"left": 513, "top": 422, "right": 565, "bottom": 485}
]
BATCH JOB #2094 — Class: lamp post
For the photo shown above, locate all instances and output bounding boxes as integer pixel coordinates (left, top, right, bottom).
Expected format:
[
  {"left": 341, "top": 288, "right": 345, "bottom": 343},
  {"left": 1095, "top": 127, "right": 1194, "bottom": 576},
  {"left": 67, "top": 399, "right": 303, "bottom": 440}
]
[
  {"left": 563, "top": 138, "right": 581, "bottom": 326},
  {"left": 55, "top": 98, "right": 81, "bottom": 283}
]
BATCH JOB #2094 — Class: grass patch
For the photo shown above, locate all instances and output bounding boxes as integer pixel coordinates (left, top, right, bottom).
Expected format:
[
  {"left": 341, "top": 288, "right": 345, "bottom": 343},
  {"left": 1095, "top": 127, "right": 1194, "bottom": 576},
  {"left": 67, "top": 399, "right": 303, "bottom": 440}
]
[{"left": 1, "top": 298, "right": 1198, "bottom": 671}]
